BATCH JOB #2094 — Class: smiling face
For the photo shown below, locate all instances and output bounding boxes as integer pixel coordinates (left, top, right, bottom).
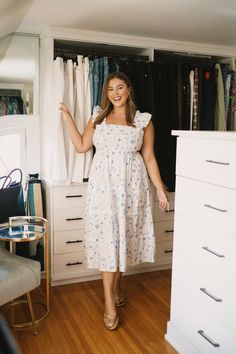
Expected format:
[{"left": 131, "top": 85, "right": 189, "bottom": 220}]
[{"left": 107, "top": 78, "right": 131, "bottom": 108}]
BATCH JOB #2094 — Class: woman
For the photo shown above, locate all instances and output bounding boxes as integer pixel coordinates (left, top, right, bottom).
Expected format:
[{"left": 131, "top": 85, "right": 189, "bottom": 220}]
[{"left": 60, "top": 72, "right": 169, "bottom": 331}]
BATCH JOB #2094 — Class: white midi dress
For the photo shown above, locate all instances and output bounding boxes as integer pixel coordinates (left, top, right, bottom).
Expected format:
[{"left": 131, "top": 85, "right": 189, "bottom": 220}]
[{"left": 85, "top": 108, "right": 155, "bottom": 272}]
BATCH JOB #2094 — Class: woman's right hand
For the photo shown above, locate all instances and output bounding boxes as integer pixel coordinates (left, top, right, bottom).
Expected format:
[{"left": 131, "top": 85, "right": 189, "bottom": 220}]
[{"left": 59, "top": 102, "right": 73, "bottom": 122}]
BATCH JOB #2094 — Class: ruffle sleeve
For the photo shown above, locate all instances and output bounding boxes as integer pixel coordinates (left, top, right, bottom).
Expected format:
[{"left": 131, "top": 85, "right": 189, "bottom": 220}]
[{"left": 134, "top": 110, "right": 152, "bottom": 129}]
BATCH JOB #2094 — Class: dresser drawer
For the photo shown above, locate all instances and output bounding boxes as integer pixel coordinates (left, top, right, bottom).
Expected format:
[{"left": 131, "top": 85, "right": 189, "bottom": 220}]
[
  {"left": 175, "top": 176, "right": 235, "bottom": 237},
  {"left": 174, "top": 214, "right": 236, "bottom": 286},
  {"left": 54, "top": 230, "right": 85, "bottom": 254},
  {"left": 156, "top": 240, "right": 173, "bottom": 261},
  {"left": 53, "top": 185, "right": 87, "bottom": 208},
  {"left": 54, "top": 208, "right": 85, "bottom": 231},
  {"left": 173, "top": 254, "right": 236, "bottom": 333},
  {"left": 154, "top": 200, "right": 175, "bottom": 222},
  {"left": 154, "top": 220, "right": 174, "bottom": 242},
  {"left": 176, "top": 137, "right": 236, "bottom": 189},
  {"left": 53, "top": 252, "right": 97, "bottom": 278},
  {"left": 171, "top": 289, "right": 236, "bottom": 354}
]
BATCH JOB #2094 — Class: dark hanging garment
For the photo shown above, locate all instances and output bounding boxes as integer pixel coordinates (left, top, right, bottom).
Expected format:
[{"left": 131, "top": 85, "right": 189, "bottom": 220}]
[
  {"left": 151, "top": 62, "right": 179, "bottom": 192},
  {"left": 199, "top": 68, "right": 216, "bottom": 130},
  {"left": 181, "top": 64, "right": 191, "bottom": 130}
]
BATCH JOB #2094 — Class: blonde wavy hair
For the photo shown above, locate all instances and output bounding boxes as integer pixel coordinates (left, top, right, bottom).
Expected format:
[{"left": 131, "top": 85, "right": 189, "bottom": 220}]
[{"left": 93, "top": 72, "right": 137, "bottom": 128}]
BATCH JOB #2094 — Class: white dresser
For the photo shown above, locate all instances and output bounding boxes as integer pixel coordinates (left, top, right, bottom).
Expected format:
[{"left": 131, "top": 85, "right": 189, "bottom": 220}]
[
  {"left": 165, "top": 131, "right": 236, "bottom": 354},
  {"left": 44, "top": 182, "right": 100, "bottom": 286},
  {"left": 44, "top": 180, "right": 174, "bottom": 286}
]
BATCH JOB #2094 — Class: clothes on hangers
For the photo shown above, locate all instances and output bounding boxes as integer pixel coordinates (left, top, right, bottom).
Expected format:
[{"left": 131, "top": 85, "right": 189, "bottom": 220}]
[
  {"left": 51, "top": 50, "right": 151, "bottom": 184},
  {"left": 0, "top": 96, "right": 26, "bottom": 115}
]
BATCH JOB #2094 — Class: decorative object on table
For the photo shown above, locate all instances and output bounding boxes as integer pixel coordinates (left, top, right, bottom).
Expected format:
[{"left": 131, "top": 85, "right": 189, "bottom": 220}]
[{"left": 0, "top": 168, "right": 25, "bottom": 224}]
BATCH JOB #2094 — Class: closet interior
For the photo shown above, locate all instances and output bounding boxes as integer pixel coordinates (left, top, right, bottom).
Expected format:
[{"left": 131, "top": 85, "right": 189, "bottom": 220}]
[
  {"left": 52, "top": 40, "right": 236, "bottom": 192},
  {"left": 40, "top": 31, "right": 236, "bottom": 285}
]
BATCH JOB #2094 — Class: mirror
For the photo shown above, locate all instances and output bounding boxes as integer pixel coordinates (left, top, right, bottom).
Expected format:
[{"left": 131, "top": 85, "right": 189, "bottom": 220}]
[{"left": 0, "top": 33, "right": 39, "bottom": 116}]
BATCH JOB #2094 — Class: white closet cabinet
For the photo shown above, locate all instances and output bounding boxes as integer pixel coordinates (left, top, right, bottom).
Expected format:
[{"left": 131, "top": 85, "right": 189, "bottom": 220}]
[
  {"left": 165, "top": 131, "right": 236, "bottom": 354},
  {"left": 40, "top": 27, "right": 236, "bottom": 286}
]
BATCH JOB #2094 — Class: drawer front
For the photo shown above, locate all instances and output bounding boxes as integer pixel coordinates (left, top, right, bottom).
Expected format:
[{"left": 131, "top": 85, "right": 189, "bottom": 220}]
[
  {"left": 173, "top": 254, "right": 236, "bottom": 333},
  {"left": 53, "top": 185, "right": 87, "bottom": 208},
  {"left": 171, "top": 289, "right": 236, "bottom": 354},
  {"left": 154, "top": 220, "right": 174, "bottom": 242},
  {"left": 174, "top": 214, "right": 236, "bottom": 285},
  {"left": 176, "top": 137, "right": 236, "bottom": 189},
  {"left": 175, "top": 176, "right": 235, "bottom": 237},
  {"left": 54, "top": 208, "right": 85, "bottom": 231},
  {"left": 53, "top": 252, "right": 97, "bottom": 278},
  {"left": 154, "top": 200, "right": 175, "bottom": 222},
  {"left": 156, "top": 240, "right": 173, "bottom": 261},
  {"left": 54, "top": 230, "right": 85, "bottom": 254}
]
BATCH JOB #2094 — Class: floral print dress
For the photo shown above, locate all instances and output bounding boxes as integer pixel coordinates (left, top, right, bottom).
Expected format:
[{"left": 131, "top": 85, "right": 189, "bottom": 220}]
[{"left": 85, "top": 107, "right": 155, "bottom": 272}]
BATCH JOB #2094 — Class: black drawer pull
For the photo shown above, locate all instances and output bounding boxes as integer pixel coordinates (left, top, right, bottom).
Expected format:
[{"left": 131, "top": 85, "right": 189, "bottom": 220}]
[
  {"left": 165, "top": 209, "right": 174, "bottom": 213},
  {"left": 66, "top": 261, "right": 83, "bottom": 266},
  {"left": 202, "top": 246, "right": 225, "bottom": 258},
  {"left": 204, "top": 204, "right": 227, "bottom": 213},
  {"left": 197, "top": 330, "right": 220, "bottom": 347},
  {"left": 66, "top": 217, "right": 83, "bottom": 221},
  {"left": 164, "top": 250, "right": 173, "bottom": 253},
  {"left": 66, "top": 240, "right": 83, "bottom": 244},
  {"left": 165, "top": 229, "right": 174, "bottom": 233},
  {"left": 66, "top": 194, "right": 83, "bottom": 198},
  {"left": 200, "top": 287, "right": 222, "bottom": 302},
  {"left": 205, "top": 159, "right": 229, "bottom": 166}
]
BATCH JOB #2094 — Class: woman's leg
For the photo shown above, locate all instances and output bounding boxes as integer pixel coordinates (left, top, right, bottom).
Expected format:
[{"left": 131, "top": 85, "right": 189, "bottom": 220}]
[
  {"left": 114, "top": 271, "right": 122, "bottom": 300},
  {"left": 102, "top": 271, "right": 116, "bottom": 315},
  {"left": 102, "top": 271, "right": 119, "bottom": 329},
  {"left": 114, "top": 271, "right": 127, "bottom": 306}
]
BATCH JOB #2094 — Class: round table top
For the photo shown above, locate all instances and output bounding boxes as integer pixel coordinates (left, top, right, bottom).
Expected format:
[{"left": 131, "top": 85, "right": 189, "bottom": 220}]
[{"left": 0, "top": 224, "right": 46, "bottom": 242}]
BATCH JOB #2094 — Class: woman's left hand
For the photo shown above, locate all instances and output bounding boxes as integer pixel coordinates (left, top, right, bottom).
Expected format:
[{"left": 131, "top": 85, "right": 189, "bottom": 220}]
[{"left": 157, "top": 189, "right": 169, "bottom": 212}]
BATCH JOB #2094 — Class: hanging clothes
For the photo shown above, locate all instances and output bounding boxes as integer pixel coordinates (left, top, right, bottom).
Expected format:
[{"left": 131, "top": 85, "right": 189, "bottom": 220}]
[
  {"left": 151, "top": 61, "right": 179, "bottom": 192},
  {"left": 64, "top": 59, "right": 76, "bottom": 184},
  {"left": 83, "top": 57, "right": 93, "bottom": 179},
  {"left": 192, "top": 68, "right": 199, "bottom": 130},
  {"left": 189, "top": 70, "right": 194, "bottom": 130},
  {"left": 199, "top": 68, "right": 216, "bottom": 130},
  {"left": 51, "top": 57, "right": 67, "bottom": 182},
  {"left": 0, "top": 96, "right": 25, "bottom": 115},
  {"left": 72, "top": 55, "right": 86, "bottom": 183},
  {"left": 215, "top": 63, "right": 226, "bottom": 131}
]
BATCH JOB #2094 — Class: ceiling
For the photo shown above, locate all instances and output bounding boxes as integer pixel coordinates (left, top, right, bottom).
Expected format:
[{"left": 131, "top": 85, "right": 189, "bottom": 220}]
[
  {"left": 0, "top": 0, "right": 236, "bottom": 85},
  {"left": 0, "top": 0, "right": 32, "bottom": 39},
  {"left": 6, "top": 0, "right": 236, "bottom": 47}
]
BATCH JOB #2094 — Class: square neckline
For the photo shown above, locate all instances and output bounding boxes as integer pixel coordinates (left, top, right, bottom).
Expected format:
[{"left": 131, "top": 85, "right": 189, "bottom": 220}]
[{"left": 104, "top": 115, "right": 140, "bottom": 129}]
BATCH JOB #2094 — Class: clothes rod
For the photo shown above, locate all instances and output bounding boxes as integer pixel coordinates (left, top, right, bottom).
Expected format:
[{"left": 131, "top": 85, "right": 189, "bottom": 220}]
[{"left": 54, "top": 47, "right": 149, "bottom": 61}]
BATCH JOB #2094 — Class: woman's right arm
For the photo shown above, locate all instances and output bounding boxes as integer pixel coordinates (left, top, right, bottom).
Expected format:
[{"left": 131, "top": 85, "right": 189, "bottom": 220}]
[{"left": 60, "top": 103, "right": 94, "bottom": 153}]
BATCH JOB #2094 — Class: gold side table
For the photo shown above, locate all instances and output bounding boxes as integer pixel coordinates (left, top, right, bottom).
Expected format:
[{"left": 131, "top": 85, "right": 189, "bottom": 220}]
[{"left": 0, "top": 216, "right": 49, "bottom": 330}]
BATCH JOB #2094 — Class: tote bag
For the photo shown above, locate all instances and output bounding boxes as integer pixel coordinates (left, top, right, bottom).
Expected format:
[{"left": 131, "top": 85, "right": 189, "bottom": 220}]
[{"left": 0, "top": 168, "right": 25, "bottom": 224}]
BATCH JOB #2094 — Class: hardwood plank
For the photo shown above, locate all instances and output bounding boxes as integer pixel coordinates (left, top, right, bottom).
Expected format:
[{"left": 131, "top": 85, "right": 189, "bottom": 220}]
[{"left": 5, "top": 269, "right": 177, "bottom": 354}]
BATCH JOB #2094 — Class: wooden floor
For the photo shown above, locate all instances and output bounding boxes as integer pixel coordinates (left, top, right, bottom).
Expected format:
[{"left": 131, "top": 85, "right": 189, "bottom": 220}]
[{"left": 10, "top": 269, "right": 177, "bottom": 354}]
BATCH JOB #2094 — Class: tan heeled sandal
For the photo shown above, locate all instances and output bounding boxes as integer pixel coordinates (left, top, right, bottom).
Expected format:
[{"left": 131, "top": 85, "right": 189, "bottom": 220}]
[
  {"left": 115, "top": 294, "right": 127, "bottom": 307},
  {"left": 103, "top": 313, "right": 119, "bottom": 330}
]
